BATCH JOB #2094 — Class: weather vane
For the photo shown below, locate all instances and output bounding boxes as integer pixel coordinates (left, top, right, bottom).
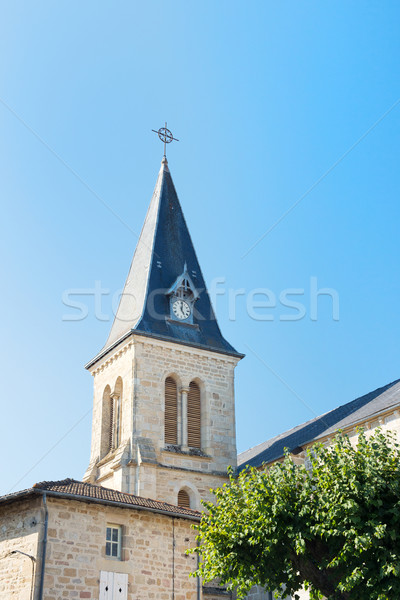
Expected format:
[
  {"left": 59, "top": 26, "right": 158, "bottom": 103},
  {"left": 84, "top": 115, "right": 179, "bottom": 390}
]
[{"left": 152, "top": 122, "right": 179, "bottom": 157}]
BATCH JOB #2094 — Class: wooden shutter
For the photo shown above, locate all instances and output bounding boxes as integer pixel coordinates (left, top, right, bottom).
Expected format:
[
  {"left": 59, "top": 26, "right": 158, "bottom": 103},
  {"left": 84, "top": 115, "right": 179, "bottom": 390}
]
[
  {"left": 113, "top": 572, "right": 128, "bottom": 600},
  {"left": 99, "top": 571, "right": 113, "bottom": 600},
  {"left": 187, "top": 381, "right": 201, "bottom": 448},
  {"left": 100, "top": 572, "right": 128, "bottom": 600},
  {"left": 178, "top": 489, "right": 191, "bottom": 508},
  {"left": 165, "top": 377, "right": 178, "bottom": 444}
]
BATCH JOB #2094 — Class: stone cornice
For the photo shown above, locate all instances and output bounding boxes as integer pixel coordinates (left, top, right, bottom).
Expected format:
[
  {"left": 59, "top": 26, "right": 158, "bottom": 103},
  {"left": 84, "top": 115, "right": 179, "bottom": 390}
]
[
  {"left": 87, "top": 330, "right": 242, "bottom": 372},
  {"left": 160, "top": 447, "right": 212, "bottom": 461},
  {"left": 133, "top": 333, "right": 241, "bottom": 365},
  {"left": 90, "top": 338, "right": 134, "bottom": 376}
]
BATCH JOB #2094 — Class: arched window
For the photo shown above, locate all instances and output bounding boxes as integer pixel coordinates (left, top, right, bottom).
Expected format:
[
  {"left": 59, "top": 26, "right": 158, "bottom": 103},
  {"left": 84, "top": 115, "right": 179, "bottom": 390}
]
[
  {"left": 187, "top": 381, "right": 201, "bottom": 448},
  {"left": 108, "top": 395, "right": 114, "bottom": 452},
  {"left": 177, "top": 489, "right": 191, "bottom": 508},
  {"left": 165, "top": 377, "right": 178, "bottom": 445},
  {"left": 113, "top": 377, "right": 123, "bottom": 449},
  {"left": 100, "top": 385, "right": 112, "bottom": 458}
]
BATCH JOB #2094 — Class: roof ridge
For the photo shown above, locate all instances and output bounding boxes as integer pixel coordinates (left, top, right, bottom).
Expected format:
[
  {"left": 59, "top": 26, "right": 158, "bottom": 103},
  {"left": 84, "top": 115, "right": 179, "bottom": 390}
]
[{"left": 33, "top": 477, "right": 77, "bottom": 488}]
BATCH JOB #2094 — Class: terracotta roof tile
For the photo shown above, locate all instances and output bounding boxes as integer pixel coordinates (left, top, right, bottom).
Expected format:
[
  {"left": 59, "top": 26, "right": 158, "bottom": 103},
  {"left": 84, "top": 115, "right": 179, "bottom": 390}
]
[{"left": 3, "top": 478, "right": 200, "bottom": 519}]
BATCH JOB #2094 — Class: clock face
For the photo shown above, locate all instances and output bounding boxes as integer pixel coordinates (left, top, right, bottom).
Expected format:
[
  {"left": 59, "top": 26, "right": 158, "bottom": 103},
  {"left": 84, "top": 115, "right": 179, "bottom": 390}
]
[{"left": 172, "top": 299, "right": 191, "bottom": 320}]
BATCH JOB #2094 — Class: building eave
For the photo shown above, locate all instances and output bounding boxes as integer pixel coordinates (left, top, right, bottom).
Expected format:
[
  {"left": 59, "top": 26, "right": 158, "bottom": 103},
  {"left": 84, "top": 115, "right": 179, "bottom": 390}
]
[
  {"left": 0, "top": 487, "right": 201, "bottom": 521},
  {"left": 85, "top": 331, "right": 133, "bottom": 370}
]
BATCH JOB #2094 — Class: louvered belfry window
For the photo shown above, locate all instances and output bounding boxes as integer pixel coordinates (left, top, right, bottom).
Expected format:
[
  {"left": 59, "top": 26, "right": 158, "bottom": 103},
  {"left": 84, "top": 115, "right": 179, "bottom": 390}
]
[
  {"left": 165, "top": 377, "right": 178, "bottom": 444},
  {"left": 177, "top": 489, "right": 190, "bottom": 508},
  {"left": 188, "top": 381, "right": 201, "bottom": 448}
]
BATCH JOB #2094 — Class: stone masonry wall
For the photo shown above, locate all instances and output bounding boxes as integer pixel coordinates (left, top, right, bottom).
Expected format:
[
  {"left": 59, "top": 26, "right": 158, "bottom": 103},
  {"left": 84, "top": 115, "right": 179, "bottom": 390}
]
[
  {"left": 154, "top": 465, "right": 230, "bottom": 510},
  {"left": 43, "top": 496, "right": 203, "bottom": 600},
  {"left": 0, "top": 497, "right": 42, "bottom": 600},
  {"left": 132, "top": 336, "right": 238, "bottom": 467},
  {"left": 131, "top": 336, "right": 238, "bottom": 504}
]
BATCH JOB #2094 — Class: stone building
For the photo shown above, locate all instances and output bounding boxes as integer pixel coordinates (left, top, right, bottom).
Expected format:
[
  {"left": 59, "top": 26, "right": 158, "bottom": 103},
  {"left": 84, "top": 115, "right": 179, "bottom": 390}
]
[
  {"left": 0, "top": 479, "right": 202, "bottom": 600},
  {"left": 0, "top": 153, "right": 399, "bottom": 600}
]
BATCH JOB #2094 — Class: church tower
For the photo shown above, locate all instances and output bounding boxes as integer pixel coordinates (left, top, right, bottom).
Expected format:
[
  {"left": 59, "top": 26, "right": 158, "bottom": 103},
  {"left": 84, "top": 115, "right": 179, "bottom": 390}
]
[{"left": 83, "top": 156, "right": 243, "bottom": 509}]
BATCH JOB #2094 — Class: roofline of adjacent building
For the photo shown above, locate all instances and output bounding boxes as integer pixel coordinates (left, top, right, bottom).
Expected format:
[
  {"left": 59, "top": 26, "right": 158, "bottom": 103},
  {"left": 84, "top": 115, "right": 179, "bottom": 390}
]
[
  {"left": 0, "top": 487, "right": 201, "bottom": 522},
  {"left": 85, "top": 329, "right": 245, "bottom": 370},
  {"left": 238, "top": 391, "right": 400, "bottom": 470}
]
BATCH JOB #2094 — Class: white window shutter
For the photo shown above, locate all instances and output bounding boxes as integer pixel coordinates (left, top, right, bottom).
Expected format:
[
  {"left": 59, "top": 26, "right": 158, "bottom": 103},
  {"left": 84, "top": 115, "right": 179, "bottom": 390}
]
[
  {"left": 99, "top": 571, "right": 114, "bottom": 600},
  {"left": 113, "top": 572, "right": 128, "bottom": 600}
]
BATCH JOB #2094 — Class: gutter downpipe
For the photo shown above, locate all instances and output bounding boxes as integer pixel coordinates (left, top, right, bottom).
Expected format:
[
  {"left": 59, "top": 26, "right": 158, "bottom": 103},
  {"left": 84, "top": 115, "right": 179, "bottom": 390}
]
[
  {"left": 37, "top": 493, "right": 48, "bottom": 600},
  {"left": 172, "top": 517, "right": 175, "bottom": 600}
]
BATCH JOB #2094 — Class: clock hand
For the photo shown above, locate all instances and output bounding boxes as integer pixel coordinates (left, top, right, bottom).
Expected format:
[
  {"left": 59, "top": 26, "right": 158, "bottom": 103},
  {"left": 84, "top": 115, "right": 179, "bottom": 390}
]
[{"left": 175, "top": 301, "right": 182, "bottom": 318}]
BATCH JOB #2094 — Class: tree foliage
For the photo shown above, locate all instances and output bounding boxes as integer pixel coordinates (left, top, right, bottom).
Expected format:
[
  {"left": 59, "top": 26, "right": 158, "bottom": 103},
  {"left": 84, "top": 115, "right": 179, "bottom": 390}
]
[{"left": 191, "top": 430, "right": 400, "bottom": 600}]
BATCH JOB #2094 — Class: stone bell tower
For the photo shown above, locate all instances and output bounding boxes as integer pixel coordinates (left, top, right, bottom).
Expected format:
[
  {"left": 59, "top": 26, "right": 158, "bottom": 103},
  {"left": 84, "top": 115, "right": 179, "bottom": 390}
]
[{"left": 83, "top": 156, "right": 243, "bottom": 509}]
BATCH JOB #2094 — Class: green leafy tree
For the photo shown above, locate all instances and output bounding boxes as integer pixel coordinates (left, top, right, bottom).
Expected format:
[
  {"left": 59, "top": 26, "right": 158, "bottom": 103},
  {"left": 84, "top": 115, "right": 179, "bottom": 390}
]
[{"left": 192, "top": 430, "right": 400, "bottom": 600}]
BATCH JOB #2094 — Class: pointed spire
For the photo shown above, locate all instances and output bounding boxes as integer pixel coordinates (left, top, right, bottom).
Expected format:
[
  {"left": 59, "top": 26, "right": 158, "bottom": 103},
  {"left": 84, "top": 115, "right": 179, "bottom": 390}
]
[
  {"left": 88, "top": 160, "right": 241, "bottom": 366},
  {"left": 161, "top": 155, "right": 169, "bottom": 172}
]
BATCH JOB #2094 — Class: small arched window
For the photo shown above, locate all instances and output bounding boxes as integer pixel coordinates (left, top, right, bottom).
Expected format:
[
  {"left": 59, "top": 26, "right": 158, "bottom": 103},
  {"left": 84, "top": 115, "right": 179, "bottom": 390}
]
[
  {"left": 177, "top": 489, "right": 191, "bottom": 508},
  {"left": 165, "top": 377, "right": 178, "bottom": 445},
  {"left": 100, "top": 385, "right": 112, "bottom": 458},
  {"left": 113, "top": 377, "right": 123, "bottom": 449},
  {"left": 187, "top": 381, "right": 201, "bottom": 448},
  {"left": 108, "top": 395, "right": 114, "bottom": 452}
]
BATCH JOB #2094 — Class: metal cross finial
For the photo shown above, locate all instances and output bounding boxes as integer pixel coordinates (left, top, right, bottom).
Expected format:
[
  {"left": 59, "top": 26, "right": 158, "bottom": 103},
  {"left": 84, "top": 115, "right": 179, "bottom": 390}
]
[{"left": 152, "top": 122, "right": 179, "bottom": 157}]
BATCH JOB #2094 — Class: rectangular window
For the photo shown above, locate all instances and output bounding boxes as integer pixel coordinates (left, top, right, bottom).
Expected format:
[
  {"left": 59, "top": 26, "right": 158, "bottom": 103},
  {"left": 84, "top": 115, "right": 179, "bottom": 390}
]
[{"left": 105, "top": 525, "right": 122, "bottom": 560}]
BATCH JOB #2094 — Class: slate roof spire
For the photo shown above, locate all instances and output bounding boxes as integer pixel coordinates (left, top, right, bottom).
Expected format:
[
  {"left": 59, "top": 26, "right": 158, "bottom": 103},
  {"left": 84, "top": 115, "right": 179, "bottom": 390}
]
[{"left": 88, "top": 157, "right": 242, "bottom": 366}]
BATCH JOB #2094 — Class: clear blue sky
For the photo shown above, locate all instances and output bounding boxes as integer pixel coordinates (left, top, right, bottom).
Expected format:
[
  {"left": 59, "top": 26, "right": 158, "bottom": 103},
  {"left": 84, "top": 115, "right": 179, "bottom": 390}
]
[{"left": 1, "top": 1, "right": 399, "bottom": 496}]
